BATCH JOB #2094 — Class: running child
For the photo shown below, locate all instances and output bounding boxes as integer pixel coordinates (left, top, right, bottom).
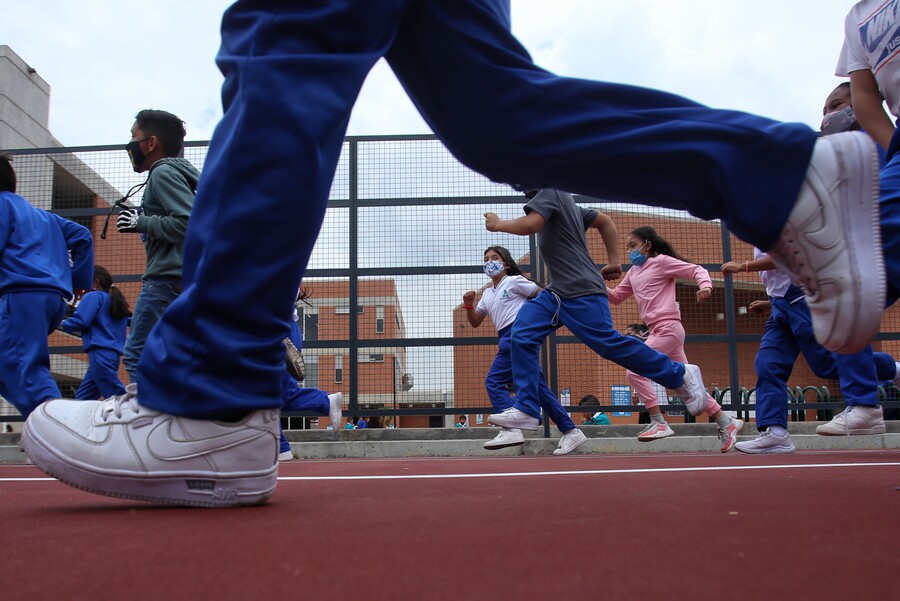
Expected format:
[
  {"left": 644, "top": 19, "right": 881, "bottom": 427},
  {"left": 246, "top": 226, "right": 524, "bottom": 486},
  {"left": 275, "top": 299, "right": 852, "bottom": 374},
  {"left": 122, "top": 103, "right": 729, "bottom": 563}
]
[
  {"left": 485, "top": 189, "right": 711, "bottom": 437},
  {"left": 60, "top": 266, "right": 131, "bottom": 400},
  {"left": 606, "top": 226, "right": 744, "bottom": 452},
  {"left": 463, "top": 245, "right": 586, "bottom": 454},
  {"left": 0, "top": 153, "right": 93, "bottom": 417},
  {"left": 277, "top": 287, "right": 343, "bottom": 461},
  {"left": 723, "top": 250, "right": 899, "bottom": 452}
]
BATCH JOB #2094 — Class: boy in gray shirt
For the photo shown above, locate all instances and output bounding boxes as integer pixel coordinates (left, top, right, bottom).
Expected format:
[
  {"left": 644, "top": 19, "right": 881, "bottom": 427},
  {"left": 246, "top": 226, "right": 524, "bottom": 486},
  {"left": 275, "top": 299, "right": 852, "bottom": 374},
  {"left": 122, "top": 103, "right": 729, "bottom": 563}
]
[{"left": 484, "top": 189, "right": 721, "bottom": 446}]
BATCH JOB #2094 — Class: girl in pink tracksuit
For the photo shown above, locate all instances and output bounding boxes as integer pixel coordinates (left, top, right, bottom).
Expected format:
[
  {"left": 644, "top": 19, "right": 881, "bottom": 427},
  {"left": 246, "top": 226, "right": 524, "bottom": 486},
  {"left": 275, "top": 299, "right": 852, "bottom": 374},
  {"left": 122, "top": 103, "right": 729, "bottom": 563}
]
[{"left": 606, "top": 226, "right": 743, "bottom": 452}]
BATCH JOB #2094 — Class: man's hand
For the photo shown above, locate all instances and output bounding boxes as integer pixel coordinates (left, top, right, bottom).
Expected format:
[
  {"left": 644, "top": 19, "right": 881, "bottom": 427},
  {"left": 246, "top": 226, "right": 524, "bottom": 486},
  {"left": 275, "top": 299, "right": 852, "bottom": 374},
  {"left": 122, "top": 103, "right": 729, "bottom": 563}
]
[
  {"left": 116, "top": 208, "right": 140, "bottom": 233},
  {"left": 600, "top": 264, "right": 622, "bottom": 281}
]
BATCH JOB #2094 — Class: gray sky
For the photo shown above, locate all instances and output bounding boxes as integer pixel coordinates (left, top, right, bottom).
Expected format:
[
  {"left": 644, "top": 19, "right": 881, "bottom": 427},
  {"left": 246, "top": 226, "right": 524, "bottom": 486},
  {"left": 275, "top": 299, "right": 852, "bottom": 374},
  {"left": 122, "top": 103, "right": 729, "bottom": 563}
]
[{"left": 4, "top": 1, "right": 857, "bottom": 147}]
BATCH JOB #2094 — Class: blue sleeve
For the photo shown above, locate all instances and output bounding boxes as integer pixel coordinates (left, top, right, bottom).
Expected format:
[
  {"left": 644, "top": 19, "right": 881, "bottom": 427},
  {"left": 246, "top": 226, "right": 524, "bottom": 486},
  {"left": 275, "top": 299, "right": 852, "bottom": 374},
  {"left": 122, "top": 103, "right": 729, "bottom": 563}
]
[
  {"left": 0, "top": 198, "right": 10, "bottom": 251},
  {"left": 60, "top": 292, "right": 101, "bottom": 333},
  {"left": 54, "top": 215, "right": 94, "bottom": 290}
]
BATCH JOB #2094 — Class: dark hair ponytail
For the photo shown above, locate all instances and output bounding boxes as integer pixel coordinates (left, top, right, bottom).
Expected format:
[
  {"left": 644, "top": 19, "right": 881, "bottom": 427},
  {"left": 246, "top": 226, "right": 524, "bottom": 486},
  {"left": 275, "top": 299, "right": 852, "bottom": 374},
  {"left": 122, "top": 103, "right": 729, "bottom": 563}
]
[
  {"left": 630, "top": 226, "right": 686, "bottom": 261},
  {"left": 94, "top": 266, "right": 132, "bottom": 320}
]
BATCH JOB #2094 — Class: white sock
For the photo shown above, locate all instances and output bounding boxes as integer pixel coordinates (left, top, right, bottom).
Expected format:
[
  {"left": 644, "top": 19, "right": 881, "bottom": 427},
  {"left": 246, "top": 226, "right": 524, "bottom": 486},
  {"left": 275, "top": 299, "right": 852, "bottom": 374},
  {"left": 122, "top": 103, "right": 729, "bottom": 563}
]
[
  {"left": 650, "top": 412, "right": 667, "bottom": 425},
  {"left": 767, "top": 425, "right": 788, "bottom": 436},
  {"left": 715, "top": 414, "right": 732, "bottom": 429}
]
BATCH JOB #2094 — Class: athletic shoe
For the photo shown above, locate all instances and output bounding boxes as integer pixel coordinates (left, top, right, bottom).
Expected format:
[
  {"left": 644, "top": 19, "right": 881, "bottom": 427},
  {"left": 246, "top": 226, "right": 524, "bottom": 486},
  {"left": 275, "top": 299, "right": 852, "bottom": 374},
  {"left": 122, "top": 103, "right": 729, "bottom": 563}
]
[
  {"left": 816, "top": 405, "right": 886, "bottom": 436},
  {"left": 22, "top": 385, "right": 280, "bottom": 507},
  {"left": 553, "top": 428, "right": 587, "bottom": 456},
  {"left": 637, "top": 422, "right": 674, "bottom": 442},
  {"left": 278, "top": 449, "right": 295, "bottom": 462},
  {"left": 674, "top": 364, "right": 708, "bottom": 416},
  {"left": 488, "top": 408, "right": 540, "bottom": 431},
  {"left": 483, "top": 428, "right": 525, "bottom": 450},
  {"left": 767, "top": 131, "right": 883, "bottom": 355},
  {"left": 328, "top": 392, "right": 343, "bottom": 429},
  {"left": 717, "top": 418, "right": 744, "bottom": 453},
  {"left": 735, "top": 430, "right": 796, "bottom": 454}
]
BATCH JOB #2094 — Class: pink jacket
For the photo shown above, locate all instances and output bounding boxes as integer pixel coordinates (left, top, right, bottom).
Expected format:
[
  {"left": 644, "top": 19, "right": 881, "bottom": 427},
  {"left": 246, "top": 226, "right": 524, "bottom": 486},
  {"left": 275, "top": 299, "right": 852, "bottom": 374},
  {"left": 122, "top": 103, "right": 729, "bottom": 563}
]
[{"left": 606, "top": 254, "right": 711, "bottom": 326}]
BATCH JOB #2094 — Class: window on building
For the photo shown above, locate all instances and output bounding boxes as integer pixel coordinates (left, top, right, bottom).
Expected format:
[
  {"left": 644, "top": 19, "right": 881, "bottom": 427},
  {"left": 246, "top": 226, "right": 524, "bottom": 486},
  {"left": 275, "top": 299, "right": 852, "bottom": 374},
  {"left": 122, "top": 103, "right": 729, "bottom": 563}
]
[
  {"left": 335, "top": 354, "right": 343, "bottom": 384},
  {"left": 304, "top": 313, "right": 318, "bottom": 341},
  {"left": 376, "top": 305, "right": 385, "bottom": 334}
]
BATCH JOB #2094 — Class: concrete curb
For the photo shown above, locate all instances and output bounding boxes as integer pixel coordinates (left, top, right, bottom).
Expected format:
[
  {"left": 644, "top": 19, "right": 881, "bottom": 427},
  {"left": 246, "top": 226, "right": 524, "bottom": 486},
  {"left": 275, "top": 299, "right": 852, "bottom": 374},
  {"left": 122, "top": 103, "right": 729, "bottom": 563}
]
[{"left": 2, "top": 424, "right": 897, "bottom": 463}]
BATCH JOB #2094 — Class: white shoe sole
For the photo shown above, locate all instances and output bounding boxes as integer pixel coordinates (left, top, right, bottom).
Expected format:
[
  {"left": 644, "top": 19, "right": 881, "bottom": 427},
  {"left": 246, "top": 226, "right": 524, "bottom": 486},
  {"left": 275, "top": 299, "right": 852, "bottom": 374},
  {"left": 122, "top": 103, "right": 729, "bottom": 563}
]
[
  {"left": 774, "top": 132, "right": 884, "bottom": 354},
  {"left": 735, "top": 441, "right": 796, "bottom": 454},
  {"left": 483, "top": 438, "right": 525, "bottom": 450},
  {"left": 816, "top": 424, "right": 886, "bottom": 436},
  {"left": 22, "top": 423, "right": 278, "bottom": 508},
  {"left": 487, "top": 413, "right": 540, "bottom": 431}
]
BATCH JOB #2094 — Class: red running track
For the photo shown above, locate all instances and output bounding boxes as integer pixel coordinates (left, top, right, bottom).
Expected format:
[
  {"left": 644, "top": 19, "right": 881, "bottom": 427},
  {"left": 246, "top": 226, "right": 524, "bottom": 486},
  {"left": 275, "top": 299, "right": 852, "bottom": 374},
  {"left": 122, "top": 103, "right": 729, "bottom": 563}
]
[{"left": 2, "top": 450, "right": 898, "bottom": 601}]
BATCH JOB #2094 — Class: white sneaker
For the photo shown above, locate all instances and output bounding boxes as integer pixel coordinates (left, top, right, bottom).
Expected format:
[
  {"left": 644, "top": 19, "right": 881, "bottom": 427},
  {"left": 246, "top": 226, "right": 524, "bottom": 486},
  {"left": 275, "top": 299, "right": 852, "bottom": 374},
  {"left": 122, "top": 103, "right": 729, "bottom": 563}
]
[
  {"left": 278, "top": 449, "right": 295, "bottom": 462},
  {"left": 328, "top": 392, "right": 343, "bottom": 429},
  {"left": 674, "top": 364, "right": 708, "bottom": 416},
  {"left": 735, "top": 430, "right": 796, "bottom": 454},
  {"left": 553, "top": 428, "right": 587, "bottom": 456},
  {"left": 717, "top": 418, "right": 744, "bottom": 453},
  {"left": 22, "top": 385, "right": 280, "bottom": 507},
  {"left": 637, "top": 422, "right": 674, "bottom": 442},
  {"left": 483, "top": 428, "right": 525, "bottom": 450},
  {"left": 488, "top": 408, "right": 540, "bottom": 431},
  {"left": 816, "top": 405, "right": 886, "bottom": 436},
  {"left": 767, "top": 131, "right": 883, "bottom": 355},
  {"left": 892, "top": 362, "right": 900, "bottom": 388}
]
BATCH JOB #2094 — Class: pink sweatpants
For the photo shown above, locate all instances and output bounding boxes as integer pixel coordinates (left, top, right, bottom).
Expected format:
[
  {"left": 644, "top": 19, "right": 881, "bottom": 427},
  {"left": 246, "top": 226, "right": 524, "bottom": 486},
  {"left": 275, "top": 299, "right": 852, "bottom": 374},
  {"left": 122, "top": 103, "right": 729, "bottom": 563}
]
[{"left": 626, "top": 319, "right": 720, "bottom": 415}]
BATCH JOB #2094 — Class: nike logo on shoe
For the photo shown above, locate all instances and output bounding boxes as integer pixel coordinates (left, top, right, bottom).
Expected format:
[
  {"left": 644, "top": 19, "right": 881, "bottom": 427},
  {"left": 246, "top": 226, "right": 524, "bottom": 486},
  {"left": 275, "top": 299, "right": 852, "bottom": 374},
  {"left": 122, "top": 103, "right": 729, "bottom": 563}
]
[{"left": 147, "top": 418, "right": 270, "bottom": 461}]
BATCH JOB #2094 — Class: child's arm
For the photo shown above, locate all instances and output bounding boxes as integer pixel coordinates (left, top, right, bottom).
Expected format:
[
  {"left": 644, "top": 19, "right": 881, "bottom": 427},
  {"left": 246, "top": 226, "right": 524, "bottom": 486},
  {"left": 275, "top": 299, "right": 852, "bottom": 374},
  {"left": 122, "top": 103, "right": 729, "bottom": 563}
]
[
  {"left": 589, "top": 211, "right": 622, "bottom": 280},
  {"left": 461, "top": 290, "right": 486, "bottom": 328},
  {"left": 721, "top": 254, "right": 775, "bottom": 275},
  {"left": 483, "top": 211, "right": 545, "bottom": 235},
  {"left": 60, "top": 292, "right": 101, "bottom": 333},
  {"left": 850, "top": 69, "right": 895, "bottom": 151}
]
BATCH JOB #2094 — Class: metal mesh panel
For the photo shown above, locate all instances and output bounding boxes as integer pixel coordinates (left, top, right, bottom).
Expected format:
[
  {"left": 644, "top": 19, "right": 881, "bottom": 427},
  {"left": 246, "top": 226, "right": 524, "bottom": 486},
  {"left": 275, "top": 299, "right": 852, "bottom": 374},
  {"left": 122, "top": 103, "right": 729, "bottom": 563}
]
[{"left": 3, "top": 137, "right": 899, "bottom": 429}]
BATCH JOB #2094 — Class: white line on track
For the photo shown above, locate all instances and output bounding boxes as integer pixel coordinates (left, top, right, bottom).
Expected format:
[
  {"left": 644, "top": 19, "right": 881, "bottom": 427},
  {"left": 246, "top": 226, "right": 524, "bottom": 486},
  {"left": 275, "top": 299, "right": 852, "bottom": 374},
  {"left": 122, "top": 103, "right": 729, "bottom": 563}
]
[
  {"left": 281, "top": 461, "right": 900, "bottom": 481},
  {"left": 1, "top": 461, "right": 897, "bottom": 484}
]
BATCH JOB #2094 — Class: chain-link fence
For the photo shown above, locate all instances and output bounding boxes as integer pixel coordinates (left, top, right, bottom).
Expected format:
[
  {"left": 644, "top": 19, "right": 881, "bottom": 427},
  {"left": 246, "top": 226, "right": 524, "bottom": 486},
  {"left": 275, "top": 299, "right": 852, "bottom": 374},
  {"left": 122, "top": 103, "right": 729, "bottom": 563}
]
[{"left": 4, "top": 136, "right": 899, "bottom": 429}]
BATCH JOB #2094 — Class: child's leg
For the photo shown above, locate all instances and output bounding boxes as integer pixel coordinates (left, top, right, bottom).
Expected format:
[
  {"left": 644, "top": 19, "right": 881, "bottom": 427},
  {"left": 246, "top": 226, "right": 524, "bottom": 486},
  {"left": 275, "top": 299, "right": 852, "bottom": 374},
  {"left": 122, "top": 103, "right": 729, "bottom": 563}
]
[
  {"left": 87, "top": 349, "right": 127, "bottom": 399},
  {"left": 556, "top": 295, "right": 685, "bottom": 390},
  {"left": 754, "top": 308, "right": 801, "bottom": 431},
  {"left": 509, "top": 291, "right": 560, "bottom": 419},
  {"left": 74, "top": 367, "right": 100, "bottom": 401},
  {"left": 485, "top": 329, "right": 515, "bottom": 412},
  {"left": 280, "top": 371, "right": 330, "bottom": 414},
  {"left": 0, "top": 292, "right": 66, "bottom": 416},
  {"left": 535, "top": 371, "right": 576, "bottom": 432}
]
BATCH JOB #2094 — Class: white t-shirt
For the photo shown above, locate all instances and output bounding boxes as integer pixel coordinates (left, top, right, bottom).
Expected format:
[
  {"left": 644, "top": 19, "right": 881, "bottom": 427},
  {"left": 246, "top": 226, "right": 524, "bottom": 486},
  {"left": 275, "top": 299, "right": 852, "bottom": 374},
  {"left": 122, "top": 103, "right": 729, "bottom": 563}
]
[
  {"left": 476, "top": 274, "right": 539, "bottom": 331},
  {"left": 836, "top": 0, "right": 900, "bottom": 119},
  {"left": 753, "top": 248, "right": 792, "bottom": 299}
]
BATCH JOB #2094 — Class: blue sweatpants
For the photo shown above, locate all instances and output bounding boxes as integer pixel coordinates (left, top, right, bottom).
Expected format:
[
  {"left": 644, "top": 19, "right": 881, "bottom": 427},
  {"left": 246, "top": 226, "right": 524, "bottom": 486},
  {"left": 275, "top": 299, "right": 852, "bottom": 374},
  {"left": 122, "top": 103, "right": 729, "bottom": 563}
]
[
  {"left": 510, "top": 292, "right": 684, "bottom": 420},
  {"left": 75, "top": 348, "right": 126, "bottom": 400},
  {"left": 0, "top": 292, "right": 67, "bottom": 416},
  {"left": 487, "top": 326, "right": 575, "bottom": 431},
  {"left": 754, "top": 295, "right": 897, "bottom": 430},
  {"left": 135, "top": 0, "right": 816, "bottom": 417}
]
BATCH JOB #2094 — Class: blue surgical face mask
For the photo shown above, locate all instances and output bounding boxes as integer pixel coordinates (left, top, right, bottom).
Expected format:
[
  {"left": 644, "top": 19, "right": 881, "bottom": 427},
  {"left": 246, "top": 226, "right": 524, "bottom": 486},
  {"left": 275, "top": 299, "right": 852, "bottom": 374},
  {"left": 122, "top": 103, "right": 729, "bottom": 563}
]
[
  {"left": 483, "top": 260, "right": 505, "bottom": 277},
  {"left": 629, "top": 241, "right": 649, "bottom": 266}
]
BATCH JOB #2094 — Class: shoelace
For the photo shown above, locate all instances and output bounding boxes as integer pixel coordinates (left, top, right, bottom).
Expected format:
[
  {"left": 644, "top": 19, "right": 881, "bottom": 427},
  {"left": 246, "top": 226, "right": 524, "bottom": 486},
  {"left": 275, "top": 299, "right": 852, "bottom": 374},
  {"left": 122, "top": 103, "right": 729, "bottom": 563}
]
[{"left": 100, "top": 388, "right": 140, "bottom": 421}]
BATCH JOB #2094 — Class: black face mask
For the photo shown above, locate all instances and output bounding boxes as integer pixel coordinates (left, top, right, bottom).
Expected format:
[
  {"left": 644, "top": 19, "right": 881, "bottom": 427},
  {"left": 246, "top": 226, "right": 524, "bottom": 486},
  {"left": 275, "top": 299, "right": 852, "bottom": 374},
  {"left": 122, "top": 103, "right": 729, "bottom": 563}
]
[{"left": 125, "top": 138, "right": 149, "bottom": 173}]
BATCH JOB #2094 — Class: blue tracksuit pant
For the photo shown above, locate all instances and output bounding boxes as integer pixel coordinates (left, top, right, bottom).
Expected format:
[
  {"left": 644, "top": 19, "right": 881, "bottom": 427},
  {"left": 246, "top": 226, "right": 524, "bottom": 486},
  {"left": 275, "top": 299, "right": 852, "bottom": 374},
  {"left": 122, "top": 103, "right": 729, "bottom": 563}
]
[
  {"left": 75, "top": 348, "right": 126, "bottom": 400},
  {"left": 511, "top": 291, "right": 685, "bottom": 420},
  {"left": 487, "top": 326, "right": 575, "bottom": 431},
  {"left": 0, "top": 292, "right": 68, "bottom": 416},
  {"left": 134, "top": 0, "right": 820, "bottom": 417},
  {"left": 754, "top": 291, "right": 897, "bottom": 430}
]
